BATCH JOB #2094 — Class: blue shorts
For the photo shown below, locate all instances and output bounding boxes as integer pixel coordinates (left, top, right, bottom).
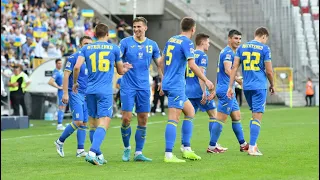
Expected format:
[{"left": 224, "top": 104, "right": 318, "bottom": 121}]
[
  {"left": 86, "top": 93, "right": 113, "bottom": 118},
  {"left": 216, "top": 92, "right": 240, "bottom": 115},
  {"left": 163, "top": 90, "right": 187, "bottom": 109},
  {"left": 69, "top": 92, "right": 88, "bottom": 123},
  {"left": 120, "top": 88, "right": 150, "bottom": 113},
  {"left": 57, "top": 91, "right": 66, "bottom": 106},
  {"left": 189, "top": 98, "right": 216, "bottom": 113},
  {"left": 243, "top": 89, "right": 267, "bottom": 113}
]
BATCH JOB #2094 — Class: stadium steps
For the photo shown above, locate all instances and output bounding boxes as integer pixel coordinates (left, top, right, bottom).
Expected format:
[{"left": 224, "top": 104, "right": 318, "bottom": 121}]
[
  {"left": 165, "top": 0, "right": 227, "bottom": 47},
  {"left": 276, "top": 91, "right": 307, "bottom": 107}
]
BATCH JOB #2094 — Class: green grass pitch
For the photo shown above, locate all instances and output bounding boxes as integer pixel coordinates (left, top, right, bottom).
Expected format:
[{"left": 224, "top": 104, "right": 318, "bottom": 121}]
[{"left": 1, "top": 106, "right": 319, "bottom": 180}]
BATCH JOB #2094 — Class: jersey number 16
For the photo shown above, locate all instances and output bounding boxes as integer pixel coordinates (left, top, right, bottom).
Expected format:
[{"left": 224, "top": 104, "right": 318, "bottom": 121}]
[{"left": 89, "top": 52, "right": 110, "bottom": 72}]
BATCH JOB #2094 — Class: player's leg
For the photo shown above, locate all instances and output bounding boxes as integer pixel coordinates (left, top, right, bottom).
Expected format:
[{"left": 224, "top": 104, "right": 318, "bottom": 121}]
[
  {"left": 203, "top": 99, "right": 216, "bottom": 137},
  {"left": 54, "top": 93, "right": 84, "bottom": 157},
  {"left": 134, "top": 89, "right": 152, "bottom": 162},
  {"left": 229, "top": 98, "right": 248, "bottom": 152},
  {"left": 57, "top": 92, "right": 66, "bottom": 130},
  {"left": 86, "top": 93, "right": 113, "bottom": 165},
  {"left": 207, "top": 92, "right": 231, "bottom": 153},
  {"left": 120, "top": 88, "right": 135, "bottom": 161},
  {"left": 181, "top": 98, "right": 198, "bottom": 149},
  {"left": 87, "top": 116, "right": 106, "bottom": 163},
  {"left": 164, "top": 90, "right": 186, "bottom": 163},
  {"left": 76, "top": 96, "right": 88, "bottom": 157},
  {"left": 181, "top": 100, "right": 201, "bottom": 160},
  {"left": 246, "top": 89, "right": 266, "bottom": 156}
]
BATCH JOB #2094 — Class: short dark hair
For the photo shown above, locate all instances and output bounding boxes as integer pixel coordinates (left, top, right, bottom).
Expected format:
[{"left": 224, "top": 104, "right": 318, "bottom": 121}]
[
  {"left": 94, "top": 23, "right": 109, "bottom": 38},
  {"left": 228, "top": 29, "right": 242, "bottom": 38},
  {"left": 133, "top": 17, "right": 148, "bottom": 25},
  {"left": 180, "top": 17, "right": 196, "bottom": 32},
  {"left": 80, "top": 36, "right": 92, "bottom": 44},
  {"left": 55, "top": 59, "right": 62, "bottom": 64},
  {"left": 195, "top": 33, "right": 210, "bottom": 46},
  {"left": 255, "top": 27, "right": 269, "bottom": 37}
]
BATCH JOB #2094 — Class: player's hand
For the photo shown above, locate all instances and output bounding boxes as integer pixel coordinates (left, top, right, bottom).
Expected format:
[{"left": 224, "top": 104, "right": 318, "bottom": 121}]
[
  {"left": 200, "top": 92, "right": 207, "bottom": 105},
  {"left": 227, "top": 87, "right": 233, "bottom": 99},
  {"left": 123, "top": 62, "right": 133, "bottom": 72},
  {"left": 207, "top": 90, "right": 216, "bottom": 101},
  {"left": 72, "top": 83, "right": 79, "bottom": 93},
  {"left": 269, "top": 85, "right": 275, "bottom": 95},
  {"left": 205, "top": 79, "right": 214, "bottom": 91},
  {"left": 62, "top": 93, "right": 69, "bottom": 104}
]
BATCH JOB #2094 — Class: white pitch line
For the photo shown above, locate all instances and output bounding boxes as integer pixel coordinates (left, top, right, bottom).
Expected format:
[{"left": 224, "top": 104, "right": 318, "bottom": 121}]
[
  {"left": 1, "top": 121, "right": 166, "bottom": 141},
  {"left": 0, "top": 107, "right": 297, "bottom": 141}
]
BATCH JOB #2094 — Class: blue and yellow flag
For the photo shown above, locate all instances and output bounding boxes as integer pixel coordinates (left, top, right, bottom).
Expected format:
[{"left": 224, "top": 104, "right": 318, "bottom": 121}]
[
  {"left": 57, "top": 0, "right": 65, "bottom": 7},
  {"left": 13, "top": 37, "right": 21, "bottom": 47},
  {"left": 33, "top": 27, "right": 47, "bottom": 38},
  {"left": 1, "top": 0, "right": 8, "bottom": 11},
  {"left": 81, "top": 9, "right": 94, "bottom": 17},
  {"left": 109, "top": 29, "right": 116, "bottom": 38}
]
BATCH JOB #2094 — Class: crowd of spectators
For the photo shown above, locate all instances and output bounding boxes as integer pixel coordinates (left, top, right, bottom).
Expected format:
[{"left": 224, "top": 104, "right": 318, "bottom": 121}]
[{"left": 0, "top": 0, "right": 116, "bottom": 76}]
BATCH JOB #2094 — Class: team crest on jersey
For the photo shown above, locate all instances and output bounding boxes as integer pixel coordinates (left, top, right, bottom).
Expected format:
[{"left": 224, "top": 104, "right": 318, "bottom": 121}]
[
  {"left": 66, "top": 62, "right": 71, "bottom": 68},
  {"left": 138, "top": 52, "right": 143, "bottom": 59},
  {"left": 201, "top": 58, "right": 206, "bottom": 64}
]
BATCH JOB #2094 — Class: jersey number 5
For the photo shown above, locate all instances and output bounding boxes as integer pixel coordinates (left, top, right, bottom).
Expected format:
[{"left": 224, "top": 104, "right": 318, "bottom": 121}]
[
  {"left": 89, "top": 52, "right": 110, "bottom": 72},
  {"left": 242, "top": 52, "right": 260, "bottom": 71},
  {"left": 166, "top": 45, "right": 175, "bottom": 65}
]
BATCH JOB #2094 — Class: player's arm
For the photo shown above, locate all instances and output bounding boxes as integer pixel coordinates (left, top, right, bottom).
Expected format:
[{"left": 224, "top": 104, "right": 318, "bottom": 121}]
[
  {"left": 228, "top": 57, "right": 241, "bottom": 89},
  {"left": 73, "top": 56, "right": 85, "bottom": 85},
  {"left": 264, "top": 47, "right": 274, "bottom": 94},
  {"left": 154, "top": 57, "right": 163, "bottom": 80},
  {"left": 63, "top": 70, "right": 71, "bottom": 95},
  {"left": 152, "top": 43, "right": 164, "bottom": 80},
  {"left": 198, "top": 67, "right": 206, "bottom": 93},
  {"left": 188, "top": 59, "right": 212, "bottom": 89},
  {"left": 116, "top": 46, "right": 132, "bottom": 75},
  {"left": 48, "top": 73, "right": 62, "bottom": 89}
]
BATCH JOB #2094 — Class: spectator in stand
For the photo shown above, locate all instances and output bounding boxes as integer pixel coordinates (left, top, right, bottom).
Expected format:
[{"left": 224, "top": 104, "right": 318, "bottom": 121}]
[{"left": 117, "top": 19, "right": 126, "bottom": 39}]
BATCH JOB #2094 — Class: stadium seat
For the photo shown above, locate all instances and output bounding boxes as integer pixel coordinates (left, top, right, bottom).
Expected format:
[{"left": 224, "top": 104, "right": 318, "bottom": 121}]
[
  {"left": 310, "top": 0, "right": 319, "bottom": 6},
  {"left": 311, "top": 6, "right": 319, "bottom": 14},
  {"left": 291, "top": 0, "right": 300, "bottom": 6},
  {"left": 292, "top": 6, "right": 301, "bottom": 14}
]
